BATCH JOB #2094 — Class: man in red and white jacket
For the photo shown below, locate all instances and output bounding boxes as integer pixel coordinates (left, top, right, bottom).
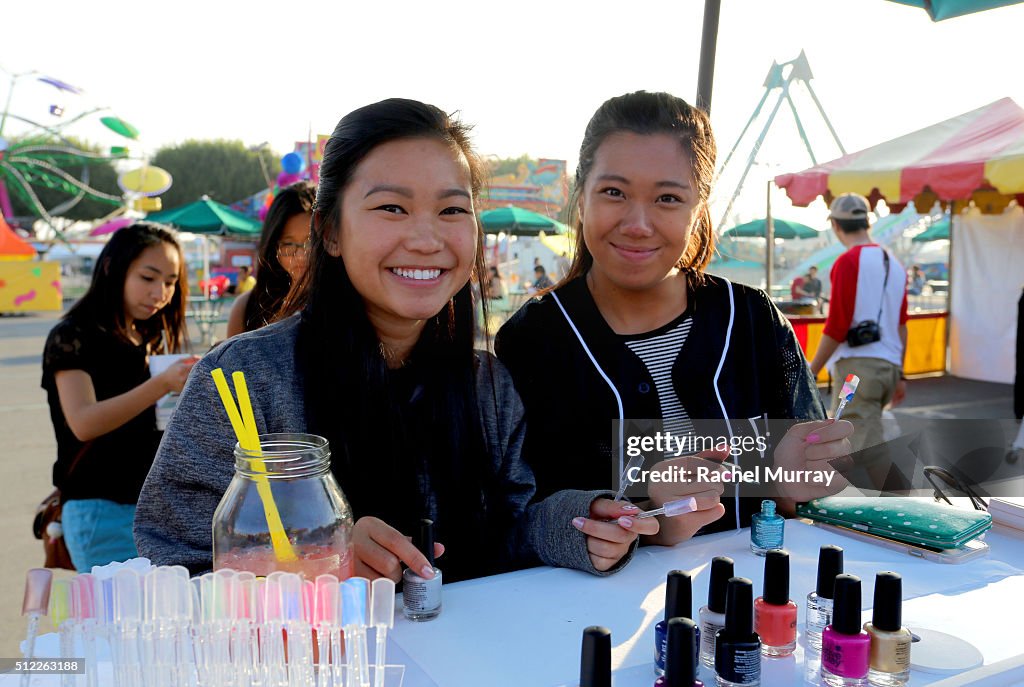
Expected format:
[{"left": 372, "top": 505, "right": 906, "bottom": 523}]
[{"left": 809, "top": 193, "right": 908, "bottom": 451}]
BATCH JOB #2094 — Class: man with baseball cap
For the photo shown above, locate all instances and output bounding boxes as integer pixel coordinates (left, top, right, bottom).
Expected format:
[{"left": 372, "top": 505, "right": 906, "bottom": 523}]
[{"left": 809, "top": 193, "right": 909, "bottom": 452}]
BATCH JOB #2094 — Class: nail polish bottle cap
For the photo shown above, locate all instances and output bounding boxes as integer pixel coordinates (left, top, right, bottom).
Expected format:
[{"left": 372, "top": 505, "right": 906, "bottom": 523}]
[
  {"left": 22, "top": 568, "right": 53, "bottom": 616},
  {"left": 762, "top": 549, "right": 790, "bottom": 606},
  {"left": 816, "top": 545, "right": 844, "bottom": 599},
  {"left": 416, "top": 519, "right": 435, "bottom": 569},
  {"left": 665, "top": 617, "right": 698, "bottom": 687},
  {"left": 665, "top": 570, "right": 693, "bottom": 623},
  {"left": 707, "top": 556, "right": 734, "bottom": 613},
  {"left": 724, "top": 576, "right": 754, "bottom": 637},
  {"left": 831, "top": 574, "right": 862, "bottom": 635},
  {"left": 760, "top": 499, "right": 776, "bottom": 516},
  {"left": 580, "top": 625, "right": 611, "bottom": 687},
  {"left": 871, "top": 572, "right": 902, "bottom": 631}
]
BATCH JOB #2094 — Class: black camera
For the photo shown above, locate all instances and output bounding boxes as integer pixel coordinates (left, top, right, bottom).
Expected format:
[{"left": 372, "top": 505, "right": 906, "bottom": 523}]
[{"left": 846, "top": 320, "right": 881, "bottom": 347}]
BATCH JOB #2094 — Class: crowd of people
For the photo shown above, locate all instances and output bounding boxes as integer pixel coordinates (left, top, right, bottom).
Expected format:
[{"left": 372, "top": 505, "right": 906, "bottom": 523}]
[{"left": 44, "top": 91, "right": 878, "bottom": 580}]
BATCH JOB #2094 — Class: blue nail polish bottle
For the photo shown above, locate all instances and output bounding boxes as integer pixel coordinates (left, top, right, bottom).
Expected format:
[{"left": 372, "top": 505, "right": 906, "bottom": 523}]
[
  {"left": 656, "top": 570, "right": 700, "bottom": 675},
  {"left": 750, "top": 500, "right": 784, "bottom": 556}
]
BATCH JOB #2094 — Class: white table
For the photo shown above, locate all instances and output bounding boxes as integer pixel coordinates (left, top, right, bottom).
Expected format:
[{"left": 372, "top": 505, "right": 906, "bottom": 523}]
[
  {"left": 8, "top": 520, "right": 1023, "bottom": 686},
  {"left": 389, "top": 519, "right": 1024, "bottom": 687}
]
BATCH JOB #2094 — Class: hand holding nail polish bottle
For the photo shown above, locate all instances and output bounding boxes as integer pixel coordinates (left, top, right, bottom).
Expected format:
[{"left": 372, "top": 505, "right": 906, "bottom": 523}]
[
  {"left": 580, "top": 626, "right": 612, "bottom": 687},
  {"left": 754, "top": 549, "right": 797, "bottom": 657},
  {"left": 864, "top": 572, "right": 911, "bottom": 687},
  {"left": 656, "top": 570, "right": 699, "bottom": 676},
  {"left": 821, "top": 574, "right": 871, "bottom": 687},
  {"left": 403, "top": 519, "right": 442, "bottom": 621},
  {"left": 806, "top": 545, "right": 844, "bottom": 652},
  {"left": 699, "top": 557, "right": 734, "bottom": 668},
  {"left": 655, "top": 617, "right": 704, "bottom": 687},
  {"left": 750, "top": 500, "right": 784, "bottom": 555},
  {"left": 714, "top": 577, "right": 761, "bottom": 687}
]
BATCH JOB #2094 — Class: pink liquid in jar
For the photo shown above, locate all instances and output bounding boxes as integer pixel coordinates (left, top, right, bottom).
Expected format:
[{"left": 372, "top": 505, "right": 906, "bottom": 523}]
[{"left": 214, "top": 543, "right": 354, "bottom": 580}]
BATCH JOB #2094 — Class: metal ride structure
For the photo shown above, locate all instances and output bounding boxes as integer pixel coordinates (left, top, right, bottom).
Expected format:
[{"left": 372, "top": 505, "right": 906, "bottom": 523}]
[
  {"left": 715, "top": 51, "right": 847, "bottom": 234},
  {"left": 0, "top": 66, "right": 138, "bottom": 237},
  {"left": 712, "top": 52, "right": 847, "bottom": 290}
]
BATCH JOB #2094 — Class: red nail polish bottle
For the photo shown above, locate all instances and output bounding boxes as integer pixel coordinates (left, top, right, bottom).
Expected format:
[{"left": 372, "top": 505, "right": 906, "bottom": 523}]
[{"left": 754, "top": 550, "right": 797, "bottom": 657}]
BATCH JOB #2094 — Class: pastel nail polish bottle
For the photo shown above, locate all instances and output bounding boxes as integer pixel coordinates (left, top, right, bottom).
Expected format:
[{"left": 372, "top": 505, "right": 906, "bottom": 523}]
[
  {"left": 402, "top": 519, "right": 442, "bottom": 621},
  {"left": 750, "top": 500, "right": 784, "bottom": 555},
  {"left": 821, "top": 574, "right": 871, "bottom": 687},
  {"left": 754, "top": 549, "right": 797, "bottom": 657},
  {"left": 655, "top": 617, "right": 704, "bottom": 687},
  {"left": 806, "top": 545, "right": 844, "bottom": 652},
  {"left": 864, "top": 572, "right": 911, "bottom": 687},
  {"left": 714, "top": 577, "right": 761, "bottom": 687},
  {"left": 656, "top": 570, "right": 699, "bottom": 676},
  {"left": 699, "top": 556, "right": 734, "bottom": 668},
  {"left": 580, "top": 626, "right": 612, "bottom": 687}
]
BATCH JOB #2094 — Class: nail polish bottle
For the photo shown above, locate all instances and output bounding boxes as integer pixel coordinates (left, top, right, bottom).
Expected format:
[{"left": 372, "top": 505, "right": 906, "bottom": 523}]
[
  {"left": 806, "top": 545, "right": 844, "bottom": 652},
  {"left": 714, "top": 577, "right": 761, "bottom": 687},
  {"left": 864, "top": 572, "right": 911, "bottom": 687},
  {"left": 821, "top": 574, "right": 871, "bottom": 687},
  {"left": 754, "top": 549, "right": 797, "bottom": 657},
  {"left": 580, "top": 626, "right": 612, "bottom": 687},
  {"left": 402, "top": 518, "right": 442, "bottom": 621},
  {"left": 750, "top": 500, "right": 784, "bottom": 555},
  {"left": 656, "top": 570, "right": 699, "bottom": 676},
  {"left": 655, "top": 617, "right": 704, "bottom": 687},
  {"left": 699, "top": 556, "right": 734, "bottom": 668}
]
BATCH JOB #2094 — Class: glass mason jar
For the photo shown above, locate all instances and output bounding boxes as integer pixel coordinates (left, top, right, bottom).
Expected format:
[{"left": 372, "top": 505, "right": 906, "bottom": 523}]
[{"left": 212, "top": 433, "right": 354, "bottom": 580}]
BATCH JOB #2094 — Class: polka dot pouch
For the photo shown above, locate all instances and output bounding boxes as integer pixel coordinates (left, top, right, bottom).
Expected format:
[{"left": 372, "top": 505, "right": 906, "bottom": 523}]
[{"left": 796, "top": 496, "right": 992, "bottom": 549}]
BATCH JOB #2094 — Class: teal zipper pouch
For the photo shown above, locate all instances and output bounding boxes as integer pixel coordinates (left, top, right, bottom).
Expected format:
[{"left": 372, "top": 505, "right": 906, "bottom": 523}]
[{"left": 796, "top": 496, "right": 992, "bottom": 549}]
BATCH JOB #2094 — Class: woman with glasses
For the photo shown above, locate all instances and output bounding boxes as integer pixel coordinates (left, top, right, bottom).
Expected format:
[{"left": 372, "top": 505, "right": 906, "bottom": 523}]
[{"left": 226, "top": 181, "right": 316, "bottom": 337}]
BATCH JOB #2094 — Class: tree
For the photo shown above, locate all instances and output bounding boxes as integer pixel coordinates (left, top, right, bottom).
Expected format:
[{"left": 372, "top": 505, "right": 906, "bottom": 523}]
[{"left": 151, "top": 140, "right": 280, "bottom": 210}]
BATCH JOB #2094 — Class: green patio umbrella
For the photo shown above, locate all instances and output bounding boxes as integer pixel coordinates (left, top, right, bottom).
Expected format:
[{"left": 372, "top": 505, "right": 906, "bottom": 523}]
[
  {"left": 722, "top": 218, "right": 820, "bottom": 240},
  {"left": 911, "top": 218, "right": 950, "bottom": 241},
  {"left": 480, "top": 206, "right": 567, "bottom": 236},
  {"left": 147, "top": 197, "right": 261, "bottom": 236}
]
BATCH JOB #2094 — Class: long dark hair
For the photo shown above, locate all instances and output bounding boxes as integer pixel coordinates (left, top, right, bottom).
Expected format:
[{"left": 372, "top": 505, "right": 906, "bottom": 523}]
[
  {"left": 287, "top": 99, "right": 496, "bottom": 580},
  {"left": 66, "top": 222, "right": 188, "bottom": 352},
  {"left": 563, "top": 91, "right": 717, "bottom": 287},
  {"left": 243, "top": 181, "right": 316, "bottom": 331}
]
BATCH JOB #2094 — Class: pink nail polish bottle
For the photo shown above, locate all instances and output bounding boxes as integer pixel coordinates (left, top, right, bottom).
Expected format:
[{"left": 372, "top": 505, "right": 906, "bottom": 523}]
[{"left": 821, "top": 575, "right": 871, "bottom": 687}]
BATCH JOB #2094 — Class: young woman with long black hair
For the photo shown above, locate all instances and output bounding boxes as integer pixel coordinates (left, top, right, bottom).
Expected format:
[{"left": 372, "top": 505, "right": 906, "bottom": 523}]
[
  {"left": 226, "top": 181, "right": 316, "bottom": 337},
  {"left": 135, "top": 99, "right": 648, "bottom": 581}
]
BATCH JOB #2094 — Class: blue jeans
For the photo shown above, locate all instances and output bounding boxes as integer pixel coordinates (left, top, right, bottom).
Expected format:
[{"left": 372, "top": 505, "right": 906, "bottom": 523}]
[{"left": 61, "top": 499, "right": 139, "bottom": 572}]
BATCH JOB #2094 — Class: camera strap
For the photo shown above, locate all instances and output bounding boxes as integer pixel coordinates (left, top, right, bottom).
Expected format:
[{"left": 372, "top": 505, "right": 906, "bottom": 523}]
[{"left": 875, "top": 248, "right": 890, "bottom": 323}]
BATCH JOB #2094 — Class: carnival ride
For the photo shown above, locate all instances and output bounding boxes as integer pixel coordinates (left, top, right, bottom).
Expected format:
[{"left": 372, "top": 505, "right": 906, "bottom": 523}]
[
  {"left": 0, "top": 66, "right": 171, "bottom": 238},
  {"left": 0, "top": 66, "right": 172, "bottom": 312}
]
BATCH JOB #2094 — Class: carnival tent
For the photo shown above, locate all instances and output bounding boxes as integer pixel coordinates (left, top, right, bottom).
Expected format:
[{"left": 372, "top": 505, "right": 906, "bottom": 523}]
[
  {"left": 774, "top": 98, "right": 1024, "bottom": 210},
  {"left": 0, "top": 215, "right": 35, "bottom": 260},
  {"left": 775, "top": 98, "right": 1024, "bottom": 384}
]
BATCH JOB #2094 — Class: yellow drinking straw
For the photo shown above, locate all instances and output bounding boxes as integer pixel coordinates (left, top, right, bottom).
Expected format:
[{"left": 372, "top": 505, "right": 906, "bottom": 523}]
[{"left": 211, "top": 368, "right": 298, "bottom": 563}]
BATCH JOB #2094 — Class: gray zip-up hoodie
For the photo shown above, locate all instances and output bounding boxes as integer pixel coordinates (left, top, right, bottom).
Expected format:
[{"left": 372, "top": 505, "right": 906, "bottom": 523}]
[{"left": 134, "top": 315, "right": 632, "bottom": 577}]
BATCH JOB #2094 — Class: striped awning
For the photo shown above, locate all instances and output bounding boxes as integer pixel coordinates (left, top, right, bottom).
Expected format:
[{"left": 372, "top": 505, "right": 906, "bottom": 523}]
[{"left": 775, "top": 98, "right": 1024, "bottom": 208}]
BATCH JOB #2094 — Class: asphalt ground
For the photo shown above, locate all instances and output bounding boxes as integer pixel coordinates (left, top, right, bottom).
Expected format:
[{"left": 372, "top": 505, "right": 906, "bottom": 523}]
[{"left": 0, "top": 309, "right": 1017, "bottom": 656}]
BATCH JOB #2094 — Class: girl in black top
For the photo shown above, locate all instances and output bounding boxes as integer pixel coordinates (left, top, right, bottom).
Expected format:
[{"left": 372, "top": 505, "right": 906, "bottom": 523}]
[
  {"left": 42, "top": 223, "right": 198, "bottom": 570},
  {"left": 496, "top": 92, "right": 853, "bottom": 546}
]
